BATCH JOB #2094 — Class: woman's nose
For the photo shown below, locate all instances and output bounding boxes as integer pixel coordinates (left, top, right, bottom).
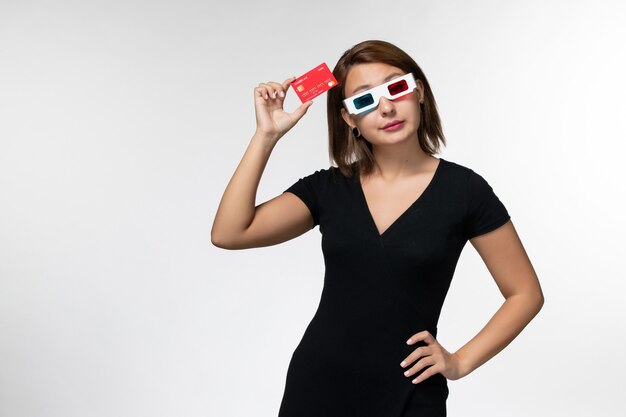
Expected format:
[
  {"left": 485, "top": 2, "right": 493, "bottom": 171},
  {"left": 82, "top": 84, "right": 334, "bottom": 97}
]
[{"left": 378, "top": 96, "right": 395, "bottom": 115}]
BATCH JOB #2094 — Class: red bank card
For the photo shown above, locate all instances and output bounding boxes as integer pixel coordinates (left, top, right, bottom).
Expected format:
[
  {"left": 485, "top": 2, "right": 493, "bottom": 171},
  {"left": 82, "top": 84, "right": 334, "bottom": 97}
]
[{"left": 291, "top": 62, "right": 339, "bottom": 103}]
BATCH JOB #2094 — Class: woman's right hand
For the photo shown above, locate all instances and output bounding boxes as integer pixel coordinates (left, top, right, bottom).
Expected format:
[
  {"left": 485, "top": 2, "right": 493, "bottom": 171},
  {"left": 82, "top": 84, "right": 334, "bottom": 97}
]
[{"left": 254, "top": 77, "right": 314, "bottom": 141}]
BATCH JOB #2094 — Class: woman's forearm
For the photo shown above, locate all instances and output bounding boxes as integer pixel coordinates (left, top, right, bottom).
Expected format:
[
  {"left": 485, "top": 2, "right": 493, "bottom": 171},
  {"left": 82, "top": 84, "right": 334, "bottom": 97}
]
[
  {"left": 211, "top": 132, "right": 277, "bottom": 247},
  {"left": 454, "top": 292, "right": 544, "bottom": 378}
]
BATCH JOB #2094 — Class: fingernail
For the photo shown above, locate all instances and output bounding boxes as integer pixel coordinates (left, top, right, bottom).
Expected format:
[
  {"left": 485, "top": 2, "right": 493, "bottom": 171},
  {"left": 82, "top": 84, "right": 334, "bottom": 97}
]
[
  {"left": 280, "top": 91, "right": 285, "bottom": 97},
  {"left": 400, "top": 361, "right": 406, "bottom": 367},
  {"left": 406, "top": 338, "right": 412, "bottom": 344}
]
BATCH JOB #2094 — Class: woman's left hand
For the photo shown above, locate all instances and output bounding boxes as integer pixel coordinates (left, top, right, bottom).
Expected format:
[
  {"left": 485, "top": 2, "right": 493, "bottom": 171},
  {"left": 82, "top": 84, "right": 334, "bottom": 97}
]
[{"left": 399, "top": 330, "right": 467, "bottom": 384}]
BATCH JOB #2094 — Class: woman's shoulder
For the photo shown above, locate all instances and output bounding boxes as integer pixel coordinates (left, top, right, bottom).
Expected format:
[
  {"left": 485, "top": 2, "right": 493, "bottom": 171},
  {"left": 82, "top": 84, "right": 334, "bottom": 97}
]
[
  {"left": 304, "top": 165, "right": 353, "bottom": 179},
  {"left": 439, "top": 157, "right": 472, "bottom": 175},
  {"left": 439, "top": 158, "right": 508, "bottom": 205},
  {"left": 299, "top": 165, "right": 338, "bottom": 179},
  {"left": 438, "top": 157, "right": 490, "bottom": 182},
  {"left": 286, "top": 165, "right": 342, "bottom": 189}
]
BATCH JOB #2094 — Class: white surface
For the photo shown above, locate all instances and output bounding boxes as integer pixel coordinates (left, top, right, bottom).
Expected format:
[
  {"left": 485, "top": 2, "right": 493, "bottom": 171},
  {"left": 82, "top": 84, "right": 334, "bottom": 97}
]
[{"left": 1, "top": 0, "right": 625, "bottom": 416}]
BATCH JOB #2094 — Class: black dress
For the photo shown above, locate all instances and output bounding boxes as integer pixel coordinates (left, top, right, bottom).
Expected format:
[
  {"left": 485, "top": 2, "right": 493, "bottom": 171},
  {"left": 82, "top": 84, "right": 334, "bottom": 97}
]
[{"left": 278, "top": 157, "right": 511, "bottom": 417}]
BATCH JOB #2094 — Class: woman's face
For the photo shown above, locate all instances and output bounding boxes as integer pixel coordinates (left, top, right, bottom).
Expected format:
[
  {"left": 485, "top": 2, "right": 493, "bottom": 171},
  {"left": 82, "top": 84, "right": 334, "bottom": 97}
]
[{"left": 340, "top": 62, "right": 424, "bottom": 146}]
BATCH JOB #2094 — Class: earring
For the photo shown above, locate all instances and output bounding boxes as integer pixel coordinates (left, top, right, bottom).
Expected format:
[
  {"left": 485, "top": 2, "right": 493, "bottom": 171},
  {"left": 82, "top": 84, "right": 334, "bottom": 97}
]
[{"left": 352, "top": 126, "right": 361, "bottom": 138}]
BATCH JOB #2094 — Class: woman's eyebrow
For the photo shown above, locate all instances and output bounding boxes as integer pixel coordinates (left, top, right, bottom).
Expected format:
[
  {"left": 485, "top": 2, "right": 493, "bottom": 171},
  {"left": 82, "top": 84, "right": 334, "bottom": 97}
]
[{"left": 350, "top": 72, "right": 404, "bottom": 96}]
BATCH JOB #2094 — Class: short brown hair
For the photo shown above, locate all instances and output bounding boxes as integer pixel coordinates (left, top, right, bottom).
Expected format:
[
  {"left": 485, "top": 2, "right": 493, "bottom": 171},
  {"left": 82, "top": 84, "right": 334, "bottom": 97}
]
[{"left": 327, "top": 40, "right": 446, "bottom": 177}]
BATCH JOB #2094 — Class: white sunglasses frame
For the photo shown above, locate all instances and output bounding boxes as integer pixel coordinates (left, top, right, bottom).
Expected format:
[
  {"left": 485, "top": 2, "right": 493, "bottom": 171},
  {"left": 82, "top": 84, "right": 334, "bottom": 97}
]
[{"left": 342, "top": 73, "right": 417, "bottom": 115}]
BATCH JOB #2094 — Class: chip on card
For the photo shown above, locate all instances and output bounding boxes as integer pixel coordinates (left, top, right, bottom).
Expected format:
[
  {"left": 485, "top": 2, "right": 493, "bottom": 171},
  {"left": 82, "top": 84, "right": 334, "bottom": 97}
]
[{"left": 291, "top": 62, "right": 339, "bottom": 103}]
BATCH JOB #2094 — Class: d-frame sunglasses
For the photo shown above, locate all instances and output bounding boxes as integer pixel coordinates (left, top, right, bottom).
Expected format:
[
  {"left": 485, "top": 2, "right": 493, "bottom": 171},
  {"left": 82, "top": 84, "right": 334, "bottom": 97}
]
[{"left": 343, "top": 72, "right": 417, "bottom": 115}]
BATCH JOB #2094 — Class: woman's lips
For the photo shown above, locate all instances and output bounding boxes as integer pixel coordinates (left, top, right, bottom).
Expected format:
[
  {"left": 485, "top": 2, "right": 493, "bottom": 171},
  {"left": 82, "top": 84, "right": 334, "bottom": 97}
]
[{"left": 382, "top": 120, "right": 404, "bottom": 131}]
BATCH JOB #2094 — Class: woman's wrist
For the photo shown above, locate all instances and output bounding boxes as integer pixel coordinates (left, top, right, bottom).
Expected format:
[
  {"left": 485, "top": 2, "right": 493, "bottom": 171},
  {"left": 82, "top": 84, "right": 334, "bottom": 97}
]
[
  {"left": 452, "top": 350, "right": 474, "bottom": 379},
  {"left": 252, "top": 128, "right": 282, "bottom": 145}
]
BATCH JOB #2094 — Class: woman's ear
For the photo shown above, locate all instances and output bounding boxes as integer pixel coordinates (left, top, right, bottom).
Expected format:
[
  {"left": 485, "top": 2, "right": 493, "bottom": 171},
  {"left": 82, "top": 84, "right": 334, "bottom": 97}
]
[
  {"left": 340, "top": 107, "right": 355, "bottom": 129},
  {"left": 417, "top": 79, "right": 425, "bottom": 103}
]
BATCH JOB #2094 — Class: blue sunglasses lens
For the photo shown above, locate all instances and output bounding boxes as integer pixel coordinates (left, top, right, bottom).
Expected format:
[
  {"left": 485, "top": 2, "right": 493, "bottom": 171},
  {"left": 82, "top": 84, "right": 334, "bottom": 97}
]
[{"left": 353, "top": 93, "right": 374, "bottom": 110}]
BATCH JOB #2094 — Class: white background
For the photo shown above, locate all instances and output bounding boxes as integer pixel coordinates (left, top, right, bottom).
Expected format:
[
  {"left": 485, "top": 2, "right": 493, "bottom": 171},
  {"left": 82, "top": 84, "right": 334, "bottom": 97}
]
[{"left": 1, "top": 0, "right": 625, "bottom": 416}]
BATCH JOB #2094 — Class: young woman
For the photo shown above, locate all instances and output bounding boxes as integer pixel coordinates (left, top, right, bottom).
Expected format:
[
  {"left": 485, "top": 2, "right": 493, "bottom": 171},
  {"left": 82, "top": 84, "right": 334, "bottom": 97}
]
[{"left": 212, "top": 40, "right": 544, "bottom": 417}]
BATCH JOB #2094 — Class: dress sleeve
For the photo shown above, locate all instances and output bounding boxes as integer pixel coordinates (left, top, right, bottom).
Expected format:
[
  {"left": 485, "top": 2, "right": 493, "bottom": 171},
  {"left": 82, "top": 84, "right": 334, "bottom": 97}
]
[
  {"left": 463, "top": 169, "right": 511, "bottom": 240},
  {"left": 283, "top": 170, "right": 322, "bottom": 227}
]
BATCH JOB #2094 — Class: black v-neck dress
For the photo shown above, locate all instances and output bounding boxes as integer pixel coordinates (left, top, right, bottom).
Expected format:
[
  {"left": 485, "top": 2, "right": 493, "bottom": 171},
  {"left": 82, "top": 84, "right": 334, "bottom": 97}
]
[{"left": 278, "top": 157, "right": 511, "bottom": 417}]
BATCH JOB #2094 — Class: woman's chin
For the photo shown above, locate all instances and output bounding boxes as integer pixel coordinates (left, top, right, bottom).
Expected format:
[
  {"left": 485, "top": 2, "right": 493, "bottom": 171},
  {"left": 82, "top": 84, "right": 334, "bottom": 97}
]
[{"left": 369, "top": 131, "right": 417, "bottom": 146}]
